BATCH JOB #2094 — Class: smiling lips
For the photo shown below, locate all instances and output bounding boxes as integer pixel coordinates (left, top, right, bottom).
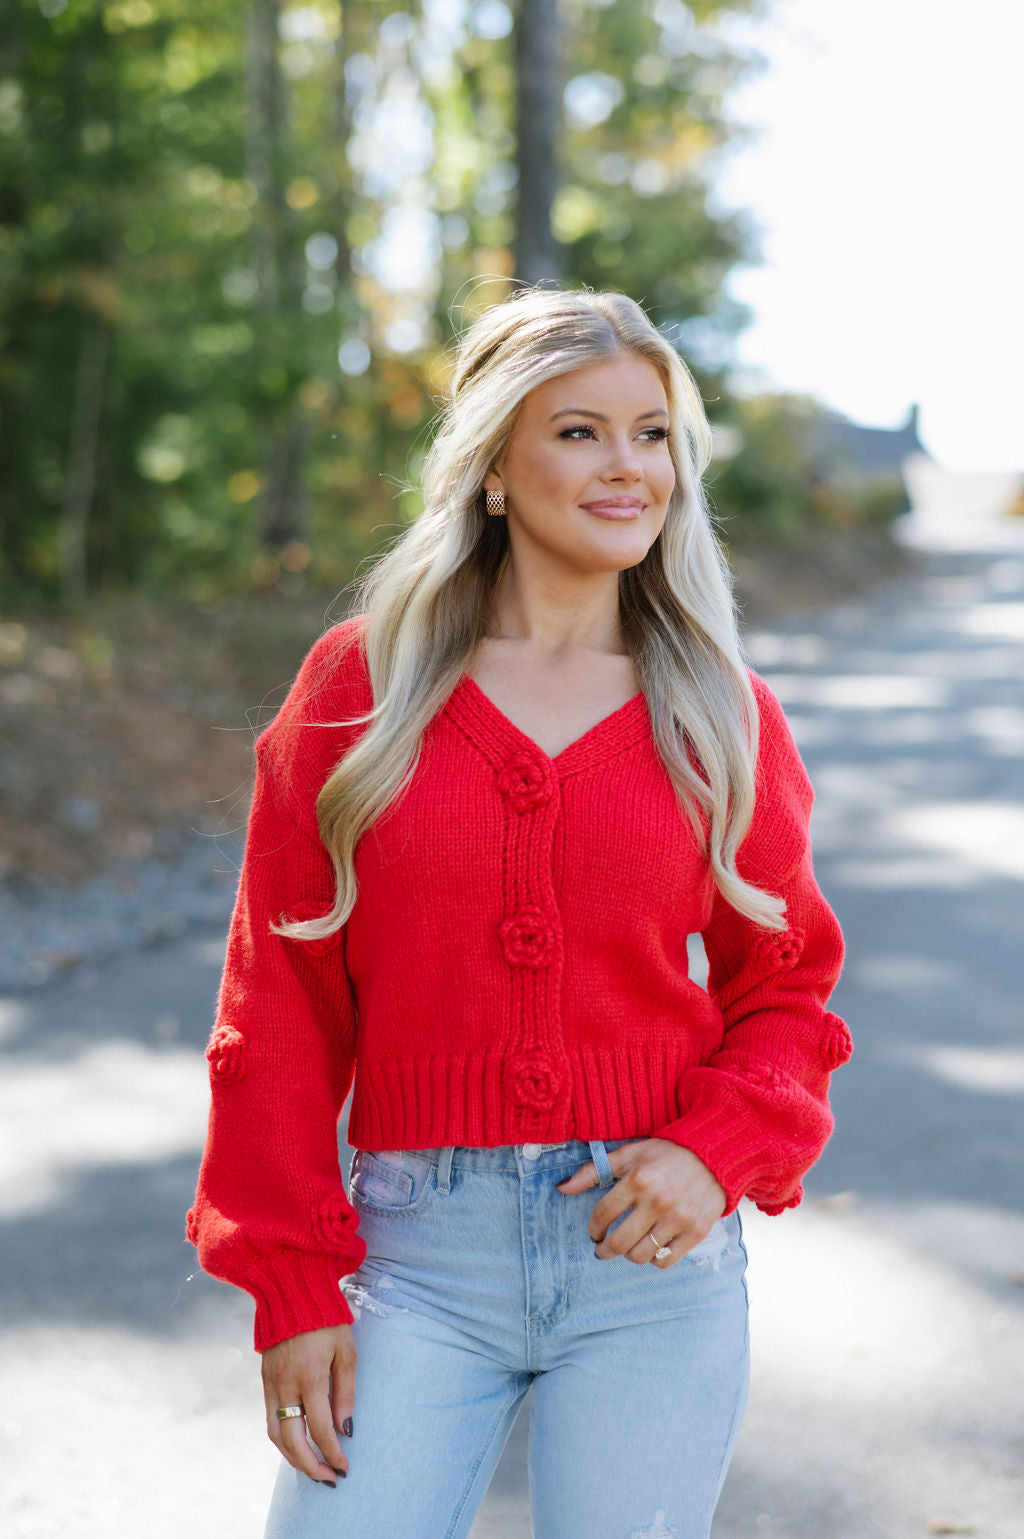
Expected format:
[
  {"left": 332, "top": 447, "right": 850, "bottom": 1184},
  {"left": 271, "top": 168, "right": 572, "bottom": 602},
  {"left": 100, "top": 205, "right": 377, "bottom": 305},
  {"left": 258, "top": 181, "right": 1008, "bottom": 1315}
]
[{"left": 579, "top": 497, "right": 647, "bottom": 520}]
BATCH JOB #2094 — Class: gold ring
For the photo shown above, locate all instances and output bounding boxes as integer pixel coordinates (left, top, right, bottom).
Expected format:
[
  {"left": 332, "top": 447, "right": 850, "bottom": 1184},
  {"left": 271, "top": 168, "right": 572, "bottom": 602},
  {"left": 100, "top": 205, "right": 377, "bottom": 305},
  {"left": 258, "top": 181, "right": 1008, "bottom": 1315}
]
[
  {"left": 276, "top": 1404, "right": 305, "bottom": 1421},
  {"left": 648, "top": 1230, "right": 672, "bottom": 1261}
]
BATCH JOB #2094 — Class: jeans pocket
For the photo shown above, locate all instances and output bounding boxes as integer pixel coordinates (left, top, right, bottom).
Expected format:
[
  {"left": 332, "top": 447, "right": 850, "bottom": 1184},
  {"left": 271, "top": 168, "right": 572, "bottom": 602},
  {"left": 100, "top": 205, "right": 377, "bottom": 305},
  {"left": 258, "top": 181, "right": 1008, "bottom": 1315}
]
[{"left": 349, "top": 1149, "right": 437, "bottom": 1216}]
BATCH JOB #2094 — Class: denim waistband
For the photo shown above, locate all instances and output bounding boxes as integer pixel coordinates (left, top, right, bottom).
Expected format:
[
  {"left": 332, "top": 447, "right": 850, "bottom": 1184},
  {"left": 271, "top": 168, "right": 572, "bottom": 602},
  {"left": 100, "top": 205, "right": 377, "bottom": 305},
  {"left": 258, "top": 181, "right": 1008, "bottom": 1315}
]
[
  {"left": 358, "top": 1138, "right": 645, "bottom": 1191},
  {"left": 377, "top": 1139, "right": 641, "bottom": 1166}
]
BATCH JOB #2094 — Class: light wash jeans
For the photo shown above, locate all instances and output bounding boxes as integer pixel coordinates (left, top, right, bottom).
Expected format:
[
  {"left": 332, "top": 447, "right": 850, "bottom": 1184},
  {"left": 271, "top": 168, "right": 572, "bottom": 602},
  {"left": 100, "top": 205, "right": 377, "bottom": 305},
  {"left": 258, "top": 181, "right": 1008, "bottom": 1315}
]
[{"left": 264, "top": 1138, "right": 750, "bottom": 1539}]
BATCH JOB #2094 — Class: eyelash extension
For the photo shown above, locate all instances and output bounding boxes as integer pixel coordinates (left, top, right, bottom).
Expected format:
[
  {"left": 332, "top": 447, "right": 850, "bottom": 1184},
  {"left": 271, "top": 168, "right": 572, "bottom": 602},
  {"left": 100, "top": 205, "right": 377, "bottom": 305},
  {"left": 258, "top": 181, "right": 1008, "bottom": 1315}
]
[{"left": 557, "top": 425, "right": 670, "bottom": 442}]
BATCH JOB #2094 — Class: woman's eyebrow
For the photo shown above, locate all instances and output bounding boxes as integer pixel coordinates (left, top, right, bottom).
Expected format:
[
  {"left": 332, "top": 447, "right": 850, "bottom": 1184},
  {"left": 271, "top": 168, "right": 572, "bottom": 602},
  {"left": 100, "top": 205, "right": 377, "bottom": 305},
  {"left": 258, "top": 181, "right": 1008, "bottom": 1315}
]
[{"left": 548, "top": 407, "right": 670, "bottom": 423}]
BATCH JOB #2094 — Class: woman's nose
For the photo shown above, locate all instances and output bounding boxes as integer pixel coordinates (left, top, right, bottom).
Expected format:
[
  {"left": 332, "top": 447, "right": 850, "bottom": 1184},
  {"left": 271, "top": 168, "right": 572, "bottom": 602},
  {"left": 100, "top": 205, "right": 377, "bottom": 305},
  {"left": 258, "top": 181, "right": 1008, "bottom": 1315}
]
[{"left": 601, "top": 434, "right": 643, "bottom": 481}]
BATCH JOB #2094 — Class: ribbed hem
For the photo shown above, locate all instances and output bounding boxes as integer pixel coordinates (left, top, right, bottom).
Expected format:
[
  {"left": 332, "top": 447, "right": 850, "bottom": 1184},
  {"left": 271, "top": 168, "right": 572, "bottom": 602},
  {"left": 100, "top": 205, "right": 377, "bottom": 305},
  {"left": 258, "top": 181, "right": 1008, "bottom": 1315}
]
[
  {"left": 246, "top": 1244, "right": 366, "bottom": 1353},
  {"left": 348, "top": 1043, "right": 712, "bottom": 1151}
]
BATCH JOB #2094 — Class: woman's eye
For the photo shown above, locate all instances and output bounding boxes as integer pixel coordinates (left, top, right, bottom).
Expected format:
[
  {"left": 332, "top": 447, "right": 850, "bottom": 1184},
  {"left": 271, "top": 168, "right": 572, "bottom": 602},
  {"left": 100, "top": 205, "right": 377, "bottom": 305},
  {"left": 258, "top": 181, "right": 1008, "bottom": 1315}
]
[{"left": 557, "top": 424, "right": 670, "bottom": 443}]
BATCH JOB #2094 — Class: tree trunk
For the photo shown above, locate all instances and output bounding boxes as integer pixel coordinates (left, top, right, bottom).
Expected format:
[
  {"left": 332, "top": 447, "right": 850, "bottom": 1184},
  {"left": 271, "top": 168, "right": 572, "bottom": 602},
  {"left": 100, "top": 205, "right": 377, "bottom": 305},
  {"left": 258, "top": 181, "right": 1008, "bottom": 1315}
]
[
  {"left": 514, "top": 0, "right": 563, "bottom": 284},
  {"left": 58, "top": 314, "right": 109, "bottom": 602},
  {"left": 261, "top": 413, "right": 310, "bottom": 550},
  {"left": 330, "top": 0, "right": 359, "bottom": 279},
  {"left": 244, "top": 0, "right": 284, "bottom": 312},
  {"left": 245, "top": 0, "right": 308, "bottom": 551}
]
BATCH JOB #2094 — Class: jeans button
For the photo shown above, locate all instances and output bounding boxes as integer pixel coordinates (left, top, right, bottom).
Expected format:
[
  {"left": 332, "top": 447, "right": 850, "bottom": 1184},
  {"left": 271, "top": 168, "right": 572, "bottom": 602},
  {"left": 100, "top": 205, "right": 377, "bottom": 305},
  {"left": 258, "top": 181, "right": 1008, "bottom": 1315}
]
[{"left": 522, "top": 1143, "right": 542, "bottom": 1160}]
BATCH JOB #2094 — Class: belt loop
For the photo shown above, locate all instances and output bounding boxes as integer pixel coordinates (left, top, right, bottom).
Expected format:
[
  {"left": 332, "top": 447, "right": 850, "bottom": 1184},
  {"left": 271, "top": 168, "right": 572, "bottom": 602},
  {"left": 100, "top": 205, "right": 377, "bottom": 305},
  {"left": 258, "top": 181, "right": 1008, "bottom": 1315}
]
[
  {"left": 588, "top": 1139, "right": 616, "bottom": 1188},
  {"left": 436, "top": 1146, "right": 455, "bottom": 1194}
]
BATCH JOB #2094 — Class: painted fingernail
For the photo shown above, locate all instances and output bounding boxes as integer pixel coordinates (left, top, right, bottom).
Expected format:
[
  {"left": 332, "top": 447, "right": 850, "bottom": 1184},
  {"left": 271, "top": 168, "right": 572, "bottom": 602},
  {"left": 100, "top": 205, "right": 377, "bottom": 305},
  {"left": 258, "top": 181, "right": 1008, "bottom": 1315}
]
[
  {"left": 318, "top": 1479, "right": 337, "bottom": 1488},
  {"left": 342, "top": 1416, "right": 354, "bottom": 1437}
]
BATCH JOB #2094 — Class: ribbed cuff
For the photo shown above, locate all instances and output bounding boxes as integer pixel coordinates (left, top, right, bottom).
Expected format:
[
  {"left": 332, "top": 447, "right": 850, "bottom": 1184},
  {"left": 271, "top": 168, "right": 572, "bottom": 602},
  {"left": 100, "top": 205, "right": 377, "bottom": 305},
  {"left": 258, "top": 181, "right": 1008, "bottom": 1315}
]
[
  {"left": 652, "top": 1091, "right": 775, "bottom": 1216},
  {"left": 245, "top": 1244, "right": 366, "bottom": 1353}
]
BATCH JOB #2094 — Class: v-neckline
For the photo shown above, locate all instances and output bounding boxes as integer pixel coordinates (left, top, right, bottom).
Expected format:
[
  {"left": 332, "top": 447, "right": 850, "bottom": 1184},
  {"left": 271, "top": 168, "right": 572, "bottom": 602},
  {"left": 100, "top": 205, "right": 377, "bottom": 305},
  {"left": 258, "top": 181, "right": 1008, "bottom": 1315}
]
[{"left": 451, "top": 671, "right": 649, "bottom": 773}]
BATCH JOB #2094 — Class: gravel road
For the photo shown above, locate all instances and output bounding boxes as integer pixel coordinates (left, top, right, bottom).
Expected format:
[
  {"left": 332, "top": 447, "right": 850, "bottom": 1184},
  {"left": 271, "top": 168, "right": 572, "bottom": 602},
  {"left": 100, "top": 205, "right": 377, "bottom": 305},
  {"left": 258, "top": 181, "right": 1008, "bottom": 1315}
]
[{"left": 2, "top": 515, "right": 1022, "bottom": 1538}]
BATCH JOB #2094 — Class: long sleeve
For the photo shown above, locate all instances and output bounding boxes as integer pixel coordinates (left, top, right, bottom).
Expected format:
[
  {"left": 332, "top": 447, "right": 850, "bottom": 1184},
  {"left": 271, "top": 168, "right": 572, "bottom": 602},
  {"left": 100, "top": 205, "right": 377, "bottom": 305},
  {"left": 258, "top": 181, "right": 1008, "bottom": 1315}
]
[
  {"left": 651, "top": 674, "right": 850, "bottom": 1214},
  {"left": 186, "top": 711, "right": 367, "bottom": 1351}
]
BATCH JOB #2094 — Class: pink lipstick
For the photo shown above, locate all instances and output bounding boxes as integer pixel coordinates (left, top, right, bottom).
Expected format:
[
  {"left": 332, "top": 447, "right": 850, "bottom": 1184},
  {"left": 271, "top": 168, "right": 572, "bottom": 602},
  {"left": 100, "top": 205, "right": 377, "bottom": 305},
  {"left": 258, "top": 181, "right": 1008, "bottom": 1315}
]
[{"left": 580, "top": 497, "right": 646, "bottom": 520}]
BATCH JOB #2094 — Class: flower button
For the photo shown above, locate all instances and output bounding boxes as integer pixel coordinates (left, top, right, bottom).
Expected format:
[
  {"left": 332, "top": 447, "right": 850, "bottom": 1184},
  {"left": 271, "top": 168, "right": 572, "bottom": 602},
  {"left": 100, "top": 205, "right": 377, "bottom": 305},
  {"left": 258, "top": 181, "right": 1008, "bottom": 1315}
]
[
  {"left": 496, "top": 757, "right": 553, "bottom": 814},
  {"left": 312, "top": 1191, "right": 361, "bottom": 1254},
  {"left": 500, "top": 907, "right": 557, "bottom": 969},
  {"left": 743, "top": 1062, "right": 786, "bottom": 1097},
  {"left": 206, "top": 1025, "right": 246, "bottom": 1085},
  {"left": 820, "top": 1011, "right": 853, "bottom": 1071},
  {"left": 752, "top": 925, "right": 805, "bottom": 974},
  {"left": 505, "top": 1051, "right": 564, "bottom": 1112}
]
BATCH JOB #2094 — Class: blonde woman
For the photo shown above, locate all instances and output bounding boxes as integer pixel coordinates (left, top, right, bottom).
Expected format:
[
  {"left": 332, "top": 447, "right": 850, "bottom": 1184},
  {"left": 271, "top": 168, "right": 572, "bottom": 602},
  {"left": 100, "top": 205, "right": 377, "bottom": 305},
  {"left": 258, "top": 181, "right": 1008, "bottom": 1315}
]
[{"left": 188, "top": 287, "right": 850, "bottom": 1539}]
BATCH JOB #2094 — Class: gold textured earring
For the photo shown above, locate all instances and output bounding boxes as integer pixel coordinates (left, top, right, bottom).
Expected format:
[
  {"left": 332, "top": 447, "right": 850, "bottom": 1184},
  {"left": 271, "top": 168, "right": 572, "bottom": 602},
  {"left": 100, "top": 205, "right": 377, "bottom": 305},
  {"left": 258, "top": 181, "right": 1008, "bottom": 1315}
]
[{"left": 485, "top": 489, "right": 506, "bottom": 517}]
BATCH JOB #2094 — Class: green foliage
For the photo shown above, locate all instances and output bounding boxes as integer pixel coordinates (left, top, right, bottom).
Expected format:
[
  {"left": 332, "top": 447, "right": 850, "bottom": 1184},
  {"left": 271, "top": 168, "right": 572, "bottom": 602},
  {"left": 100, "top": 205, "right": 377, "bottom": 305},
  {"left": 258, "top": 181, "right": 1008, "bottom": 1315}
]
[
  {"left": 3, "top": 0, "right": 877, "bottom": 609},
  {"left": 558, "top": 0, "right": 759, "bottom": 331},
  {"left": 708, "top": 393, "right": 908, "bottom": 544}
]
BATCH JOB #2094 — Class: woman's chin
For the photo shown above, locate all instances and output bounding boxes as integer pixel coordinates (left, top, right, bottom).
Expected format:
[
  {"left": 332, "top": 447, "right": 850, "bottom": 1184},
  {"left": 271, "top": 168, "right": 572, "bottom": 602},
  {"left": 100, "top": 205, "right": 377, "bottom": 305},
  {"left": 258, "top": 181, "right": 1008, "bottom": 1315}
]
[
  {"left": 512, "top": 523, "right": 658, "bottom": 578},
  {"left": 578, "top": 532, "right": 657, "bottom": 574}
]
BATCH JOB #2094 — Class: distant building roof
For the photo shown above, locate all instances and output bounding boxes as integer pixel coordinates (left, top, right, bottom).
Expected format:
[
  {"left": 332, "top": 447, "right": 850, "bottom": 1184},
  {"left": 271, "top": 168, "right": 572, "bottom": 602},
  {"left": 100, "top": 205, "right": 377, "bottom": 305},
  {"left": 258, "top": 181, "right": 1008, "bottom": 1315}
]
[{"left": 809, "top": 403, "right": 926, "bottom": 474}]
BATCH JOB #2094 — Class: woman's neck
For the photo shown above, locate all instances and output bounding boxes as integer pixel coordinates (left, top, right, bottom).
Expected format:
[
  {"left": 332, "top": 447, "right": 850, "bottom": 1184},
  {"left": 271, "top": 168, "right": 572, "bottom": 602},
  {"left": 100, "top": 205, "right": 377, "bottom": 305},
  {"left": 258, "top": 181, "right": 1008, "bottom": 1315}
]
[{"left": 484, "top": 564, "right": 627, "bottom": 658}]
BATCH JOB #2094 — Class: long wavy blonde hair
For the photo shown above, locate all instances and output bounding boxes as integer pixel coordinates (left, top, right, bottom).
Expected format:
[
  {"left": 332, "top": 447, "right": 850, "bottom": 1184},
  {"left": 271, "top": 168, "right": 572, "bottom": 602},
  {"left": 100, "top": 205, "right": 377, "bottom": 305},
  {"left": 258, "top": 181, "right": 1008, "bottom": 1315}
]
[{"left": 279, "top": 286, "right": 786, "bottom": 940}]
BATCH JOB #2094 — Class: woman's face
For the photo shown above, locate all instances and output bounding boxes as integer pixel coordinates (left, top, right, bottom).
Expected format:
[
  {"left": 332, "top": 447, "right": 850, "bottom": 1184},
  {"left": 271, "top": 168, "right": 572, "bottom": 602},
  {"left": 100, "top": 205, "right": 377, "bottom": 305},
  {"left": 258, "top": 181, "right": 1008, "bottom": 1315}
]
[{"left": 484, "top": 352, "right": 676, "bottom": 578}]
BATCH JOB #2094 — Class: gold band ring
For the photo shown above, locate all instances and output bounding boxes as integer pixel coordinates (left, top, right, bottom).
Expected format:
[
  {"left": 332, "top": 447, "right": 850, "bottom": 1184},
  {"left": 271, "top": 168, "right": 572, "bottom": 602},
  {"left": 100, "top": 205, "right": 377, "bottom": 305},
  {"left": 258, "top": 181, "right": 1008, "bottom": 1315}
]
[
  {"left": 276, "top": 1404, "right": 305, "bottom": 1421},
  {"left": 648, "top": 1230, "right": 672, "bottom": 1261}
]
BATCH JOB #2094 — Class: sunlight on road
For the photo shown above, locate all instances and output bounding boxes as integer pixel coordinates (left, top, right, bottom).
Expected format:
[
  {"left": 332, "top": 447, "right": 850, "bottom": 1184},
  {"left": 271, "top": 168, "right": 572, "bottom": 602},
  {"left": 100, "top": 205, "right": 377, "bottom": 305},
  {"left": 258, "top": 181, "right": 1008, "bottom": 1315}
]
[
  {"left": 825, "top": 799, "right": 1024, "bottom": 889},
  {"left": 731, "top": 1201, "right": 1024, "bottom": 1538},
  {"left": 744, "top": 1200, "right": 1022, "bottom": 1405},
  {"left": 0, "top": 998, "right": 28, "bottom": 1046},
  {"left": 763, "top": 673, "right": 951, "bottom": 711},
  {"left": 895, "top": 1045, "right": 1024, "bottom": 1095},
  {"left": 0, "top": 1040, "right": 207, "bottom": 1218},
  {"left": 964, "top": 705, "right": 1024, "bottom": 755},
  {"left": 851, "top": 952, "right": 962, "bottom": 992},
  {"left": 896, "top": 801, "right": 1024, "bottom": 882},
  {"left": 0, "top": 1320, "right": 275, "bottom": 1539},
  {"left": 744, "top": 632, "right": 832, "bottom": 669},
  {"left": 953, "top": 602, "right": 1024, "bottom": 639}
]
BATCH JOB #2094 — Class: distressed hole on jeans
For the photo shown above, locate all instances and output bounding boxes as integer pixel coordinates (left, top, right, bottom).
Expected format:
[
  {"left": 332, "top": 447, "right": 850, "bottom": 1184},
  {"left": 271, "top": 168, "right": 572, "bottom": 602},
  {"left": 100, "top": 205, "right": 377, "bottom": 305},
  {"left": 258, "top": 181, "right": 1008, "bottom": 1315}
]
[
  {"left": 629, "top": 1507, "right": 677, "bottom": 1539},
  {"left": 339, "top": 1274, "right": 408, "bottom": 1322}
]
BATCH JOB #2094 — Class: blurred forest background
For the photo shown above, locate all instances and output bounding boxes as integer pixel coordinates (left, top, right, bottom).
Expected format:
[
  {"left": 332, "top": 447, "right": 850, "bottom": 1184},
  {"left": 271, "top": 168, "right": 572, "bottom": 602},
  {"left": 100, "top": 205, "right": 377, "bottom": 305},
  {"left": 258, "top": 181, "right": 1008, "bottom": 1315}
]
[{"left": 1, "top": 0, "right": 910, "bottom": 892}]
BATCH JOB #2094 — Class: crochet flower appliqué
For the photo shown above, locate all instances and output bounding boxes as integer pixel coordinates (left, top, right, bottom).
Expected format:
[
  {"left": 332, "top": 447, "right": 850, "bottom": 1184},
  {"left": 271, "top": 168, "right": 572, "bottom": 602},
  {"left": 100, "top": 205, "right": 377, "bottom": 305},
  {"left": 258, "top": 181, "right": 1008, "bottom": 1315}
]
[
  {"left": 312, "top": 1192, "right": 361, "bottom": 1254},
  {"left": 752, "top": 926, "right": 805, "bottom": 974},
  {"left": 496, "top": 757, "right": 553, "bottom": 813},
  {"left": 284, "top": 899, "right": 343, "bottom": 957},
  {"left": 206, "top": 1025, "right": 246, "bottom": 1085},
  {"left": 505, "top": 1051, "right": 565, "bottom": 1112},
  {"left": 500, "top": 907, "right": 558, "bottom": 969},
  {"left": 820, "top": 1011, "right": 853, "bottom": 1071},
  {"left": 742, "top": 1062, "right": 786, "bottom": 1098}
]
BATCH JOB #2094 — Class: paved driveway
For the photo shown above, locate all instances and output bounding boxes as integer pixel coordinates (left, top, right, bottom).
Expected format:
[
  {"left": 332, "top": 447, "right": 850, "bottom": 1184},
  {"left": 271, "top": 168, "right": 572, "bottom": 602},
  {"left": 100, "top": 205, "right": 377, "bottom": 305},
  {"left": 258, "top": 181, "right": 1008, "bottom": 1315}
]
[{"left": 2, "top": 535, "right": 1022, "bottom": 1538}]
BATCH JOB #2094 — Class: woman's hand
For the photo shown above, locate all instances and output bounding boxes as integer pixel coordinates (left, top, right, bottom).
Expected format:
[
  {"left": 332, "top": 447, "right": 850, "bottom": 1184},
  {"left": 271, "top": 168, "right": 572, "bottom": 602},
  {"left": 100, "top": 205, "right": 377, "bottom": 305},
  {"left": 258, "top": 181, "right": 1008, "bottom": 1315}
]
[
  {"left": 261, "top": 1324, "right": 357, "bottom": 1486},
  {"left": 557, "top": 1138, "right": 727, "bottom": 1267}
]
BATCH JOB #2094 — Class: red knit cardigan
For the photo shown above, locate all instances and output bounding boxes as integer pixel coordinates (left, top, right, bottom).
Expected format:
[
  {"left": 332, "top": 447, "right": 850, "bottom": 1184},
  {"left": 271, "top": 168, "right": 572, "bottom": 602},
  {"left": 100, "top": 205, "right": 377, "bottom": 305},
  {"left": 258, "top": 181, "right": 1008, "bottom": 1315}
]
[{"left": 188, "top": 617, "right": 849, "bottom": 1351}]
